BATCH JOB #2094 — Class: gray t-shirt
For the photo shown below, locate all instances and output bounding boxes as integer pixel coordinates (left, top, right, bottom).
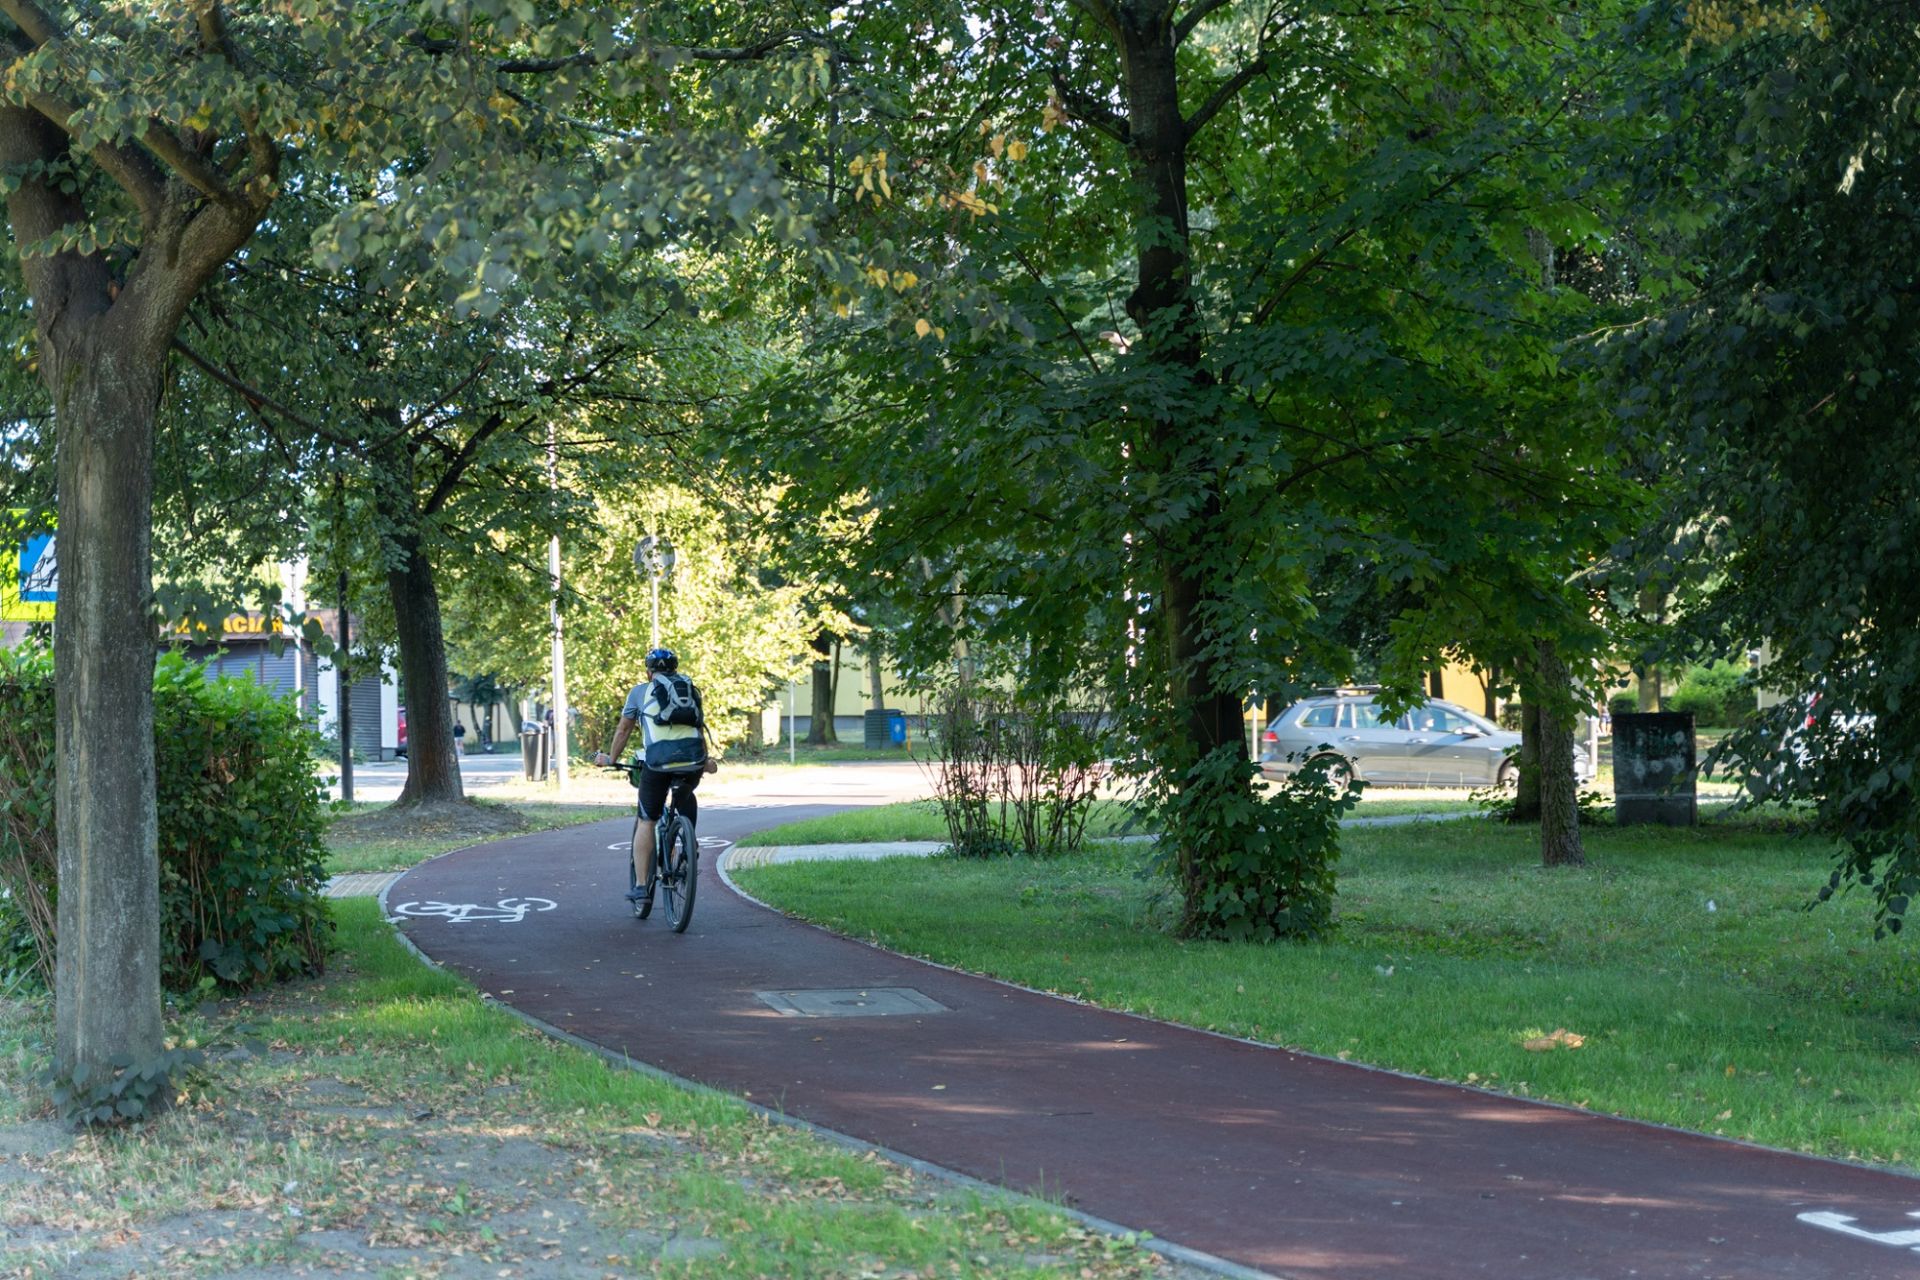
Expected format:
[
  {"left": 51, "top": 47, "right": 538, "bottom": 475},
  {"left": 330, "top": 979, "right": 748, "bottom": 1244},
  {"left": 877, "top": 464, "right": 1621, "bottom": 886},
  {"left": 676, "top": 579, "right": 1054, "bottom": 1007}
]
[{"left": 621, "top": 680, "right": 652, "bottom": 722}]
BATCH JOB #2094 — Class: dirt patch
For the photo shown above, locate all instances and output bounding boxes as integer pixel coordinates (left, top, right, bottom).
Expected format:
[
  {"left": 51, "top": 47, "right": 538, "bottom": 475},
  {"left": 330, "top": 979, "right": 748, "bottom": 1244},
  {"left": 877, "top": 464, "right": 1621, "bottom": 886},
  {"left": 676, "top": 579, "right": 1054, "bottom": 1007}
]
[{"left": 330, "top": 800, "right": 528, "bottom": 845}]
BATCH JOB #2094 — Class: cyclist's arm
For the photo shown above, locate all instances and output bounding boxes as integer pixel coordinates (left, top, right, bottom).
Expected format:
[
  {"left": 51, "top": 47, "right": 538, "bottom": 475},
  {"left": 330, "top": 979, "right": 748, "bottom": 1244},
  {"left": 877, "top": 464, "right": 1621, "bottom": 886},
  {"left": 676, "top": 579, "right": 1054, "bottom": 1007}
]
[{"left": 596, "top": 714, "right": 638, "bottom": 765}]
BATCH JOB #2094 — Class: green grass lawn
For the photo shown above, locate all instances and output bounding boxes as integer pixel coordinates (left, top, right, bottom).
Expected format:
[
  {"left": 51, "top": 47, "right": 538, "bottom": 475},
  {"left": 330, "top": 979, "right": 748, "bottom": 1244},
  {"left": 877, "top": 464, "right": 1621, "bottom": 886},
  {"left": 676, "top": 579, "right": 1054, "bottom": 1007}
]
[
  {"left": 733, "top": 799, "right": 1150, "bottom": 848},
  {"left": 0, "top": 902, "right": 1169, "bottom": 1278},
  {"left": 734, "top": 814, "right": 1920, "bottom": 1170},
  {"left": 734, "top": 793, "right": 1497, "bottom": 849}
]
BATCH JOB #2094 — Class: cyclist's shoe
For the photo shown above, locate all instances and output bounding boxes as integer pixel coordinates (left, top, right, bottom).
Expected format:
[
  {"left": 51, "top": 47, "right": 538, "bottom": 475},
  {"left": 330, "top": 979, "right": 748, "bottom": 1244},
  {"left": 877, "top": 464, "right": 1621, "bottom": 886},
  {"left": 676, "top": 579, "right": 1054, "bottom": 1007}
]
[{"left": 625, "top": 885, "right": 652, "bottom": 905}]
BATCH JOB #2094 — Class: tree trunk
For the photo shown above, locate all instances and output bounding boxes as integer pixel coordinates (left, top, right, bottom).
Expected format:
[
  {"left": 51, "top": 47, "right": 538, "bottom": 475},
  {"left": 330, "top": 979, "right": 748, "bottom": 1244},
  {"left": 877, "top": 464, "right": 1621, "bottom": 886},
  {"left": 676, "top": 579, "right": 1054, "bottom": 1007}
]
[
  {"left": 1637, "top": 667, "right": 1662, "bottom": 713},
  {"left": 386, "top": 525, "right": 463, "bottom": 805},
  {"left": 1115, "top": 14, "right": 1247, "bottom": 771},
  {"left": 1534, "top": 645, "right": 1585, "bottom": 867},
  {"left": 807, "top": 630, "right": 838, "bottom": 745},
  {"left": 741, "top": 709, "right": 763, "bottom": 751},
  {"left": 1104, "top": 10, "right": 1265, "bottom": 932},
  {"left": 1429, "top": 670, "right": 1446, "bottom": 699},
  {"left": 1637, "top": 586, "right": 1664, "bottom": 711},
  {"left": 867, "top": 635, "right": 887, "bottom": 709},
  {"left": 807, "top": 660, "right": 837, "bottom": 744},
  {"left": 52, "top": 339, "right": 167, "bottom": 1085},
  {"left": 1, "top": 100, "right": 265, "bottom": 1085},
  {"left": 1512, "top": 699, "right": 1543, "bottom": 821},
  {"left": 1483, "top": 667, "right": 1500, "bottom": 721}
]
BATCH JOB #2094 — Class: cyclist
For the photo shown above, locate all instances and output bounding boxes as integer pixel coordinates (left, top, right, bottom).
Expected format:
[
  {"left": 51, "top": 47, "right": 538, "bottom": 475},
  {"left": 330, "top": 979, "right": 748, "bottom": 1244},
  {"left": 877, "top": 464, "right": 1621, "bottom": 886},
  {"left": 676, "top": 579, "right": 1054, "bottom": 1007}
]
[{"left": 594, "top": 647, "right": 718, "bottom": 910}]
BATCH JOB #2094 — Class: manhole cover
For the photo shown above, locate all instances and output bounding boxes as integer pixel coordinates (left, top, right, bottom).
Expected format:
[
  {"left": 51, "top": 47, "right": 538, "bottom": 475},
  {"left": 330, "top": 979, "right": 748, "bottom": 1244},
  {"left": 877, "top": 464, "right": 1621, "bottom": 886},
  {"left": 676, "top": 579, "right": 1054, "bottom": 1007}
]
[{"left": 756, "top": 988, "right": 949, "bottom": 1018}]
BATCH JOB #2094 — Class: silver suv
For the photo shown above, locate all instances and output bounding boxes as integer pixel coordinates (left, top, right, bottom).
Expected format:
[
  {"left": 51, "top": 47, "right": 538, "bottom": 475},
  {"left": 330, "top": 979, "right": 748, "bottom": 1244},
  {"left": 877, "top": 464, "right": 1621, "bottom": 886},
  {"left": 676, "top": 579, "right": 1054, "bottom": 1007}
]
[{"left": 1260, "top": 691, "right": 1589, "bottom": 792}]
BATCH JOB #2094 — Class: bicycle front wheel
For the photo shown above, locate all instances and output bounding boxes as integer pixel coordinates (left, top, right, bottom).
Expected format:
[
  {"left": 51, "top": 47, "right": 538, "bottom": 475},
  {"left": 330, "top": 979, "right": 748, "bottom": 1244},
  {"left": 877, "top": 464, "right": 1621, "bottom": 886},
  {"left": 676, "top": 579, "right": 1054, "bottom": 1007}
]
[{"left": 660, "top": 816, "right": 698, "bottom": 933}]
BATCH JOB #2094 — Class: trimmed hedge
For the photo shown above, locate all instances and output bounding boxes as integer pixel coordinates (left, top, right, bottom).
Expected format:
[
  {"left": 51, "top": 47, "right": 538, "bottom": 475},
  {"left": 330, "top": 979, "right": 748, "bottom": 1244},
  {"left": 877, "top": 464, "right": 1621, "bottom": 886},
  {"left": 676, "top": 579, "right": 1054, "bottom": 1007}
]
[{"left": 0, "top": 646, "right": 331, "bottom": 992}]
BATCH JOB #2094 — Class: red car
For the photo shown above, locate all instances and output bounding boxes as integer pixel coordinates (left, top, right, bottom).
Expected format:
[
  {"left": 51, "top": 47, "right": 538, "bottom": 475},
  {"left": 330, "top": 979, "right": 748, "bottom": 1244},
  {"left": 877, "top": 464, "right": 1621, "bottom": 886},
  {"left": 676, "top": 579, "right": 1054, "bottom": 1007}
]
[{"left": 396, "top": 706, "right": 408, "bottom": 759}]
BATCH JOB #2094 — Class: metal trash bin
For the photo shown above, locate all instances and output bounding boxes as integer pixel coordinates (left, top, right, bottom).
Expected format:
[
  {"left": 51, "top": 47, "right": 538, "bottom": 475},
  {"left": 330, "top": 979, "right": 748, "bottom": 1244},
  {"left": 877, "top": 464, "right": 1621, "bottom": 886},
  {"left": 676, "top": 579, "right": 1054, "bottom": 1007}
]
[
  {"left": 863, "top": 708, "right": 895, "bottom": 749},
  {"left": 519, "top": 730, "right": 545, "bottom": 782}
]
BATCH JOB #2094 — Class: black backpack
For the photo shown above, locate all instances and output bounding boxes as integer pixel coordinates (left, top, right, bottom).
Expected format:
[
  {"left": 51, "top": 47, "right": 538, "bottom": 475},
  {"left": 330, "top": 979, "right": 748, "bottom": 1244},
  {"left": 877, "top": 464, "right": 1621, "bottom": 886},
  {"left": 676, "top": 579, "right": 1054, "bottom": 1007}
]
[{"left": 648, "top": 672, "right": 705, "bottom": 729}]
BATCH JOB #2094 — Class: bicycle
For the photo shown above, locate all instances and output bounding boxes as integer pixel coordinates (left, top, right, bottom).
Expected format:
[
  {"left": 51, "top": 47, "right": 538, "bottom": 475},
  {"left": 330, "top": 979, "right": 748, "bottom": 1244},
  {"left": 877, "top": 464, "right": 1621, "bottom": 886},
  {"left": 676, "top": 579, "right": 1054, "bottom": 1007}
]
[{"left": 608, "top": 759, "right": 698, "bottom": 933}]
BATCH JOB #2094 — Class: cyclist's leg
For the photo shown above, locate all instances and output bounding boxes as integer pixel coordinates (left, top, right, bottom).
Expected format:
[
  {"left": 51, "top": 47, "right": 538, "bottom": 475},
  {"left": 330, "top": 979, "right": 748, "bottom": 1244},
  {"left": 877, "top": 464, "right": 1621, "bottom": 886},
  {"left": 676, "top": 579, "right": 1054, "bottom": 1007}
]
[
  {"left": 675, "top": 773, "right": 701, "bottom": 833},
  {"left": 632, "top": 768, "right": 669, "bottom": 893}
]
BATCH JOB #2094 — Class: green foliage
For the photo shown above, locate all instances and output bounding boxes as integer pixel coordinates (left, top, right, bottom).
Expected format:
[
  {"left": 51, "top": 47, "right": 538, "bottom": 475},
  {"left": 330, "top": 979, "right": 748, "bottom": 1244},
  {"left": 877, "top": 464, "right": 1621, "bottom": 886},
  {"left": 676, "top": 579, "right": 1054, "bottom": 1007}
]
[
  {"left": 1665, "top": 661, "right": 1752, "bottom": 728},
  {"left": 1607, "top": 692, "right": 1639, "bottom": 719},
  {"left": 0, "top": 648, "right": 331, "bottom": 992},
  {"left": 1614, "top": 0, "right": 1920, "bottom": 933},
  {"left": 750, "top": 0, "right": 1651, "bottom": 933},
  {"left": 0, "top": 646, "right": 59, "bottom": 988},
  {"left": 1149, "top": 750, "right": 1361, "bottom": 941},
  {"left": 444, "top": 479, "right": 817, "bottom": 757},
  {"left": 39, "top": 1045, "right": 206, "bottom": 1129}
]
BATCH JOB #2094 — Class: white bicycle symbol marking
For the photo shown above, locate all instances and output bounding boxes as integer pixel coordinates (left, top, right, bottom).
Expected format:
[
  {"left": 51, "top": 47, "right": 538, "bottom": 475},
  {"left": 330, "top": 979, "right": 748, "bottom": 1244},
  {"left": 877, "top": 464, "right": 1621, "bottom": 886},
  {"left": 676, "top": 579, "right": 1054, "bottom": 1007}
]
[
  {"left": 604, "top": 837, "right": 731, "bottom": 852},
  {"left": 390, "top": 898, "right": 558, "bottom": 924},
  {"left": 1799, "top": 1209, "right": 1920, "bottom": 1251}
]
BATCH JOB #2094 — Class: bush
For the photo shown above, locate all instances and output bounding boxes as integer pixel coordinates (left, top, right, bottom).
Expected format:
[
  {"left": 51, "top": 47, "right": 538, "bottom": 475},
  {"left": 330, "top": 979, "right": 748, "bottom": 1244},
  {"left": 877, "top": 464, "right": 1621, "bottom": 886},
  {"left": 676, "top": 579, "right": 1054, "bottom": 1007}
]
[
  {"left": 1608, "top": 691, "right": 1638, "bottom": 719},
  {"left": 923, "top": 683, "right": 1106, "bottom": 857},
  {"left": 1667, "top": 660, "right": 1754, "bottom": 728},
  {"left": 0, "top": 646, "right": 331, "bottom": 992},
  {"left": 1150, "top": 748, "right": 1358, "bottom": 941}
]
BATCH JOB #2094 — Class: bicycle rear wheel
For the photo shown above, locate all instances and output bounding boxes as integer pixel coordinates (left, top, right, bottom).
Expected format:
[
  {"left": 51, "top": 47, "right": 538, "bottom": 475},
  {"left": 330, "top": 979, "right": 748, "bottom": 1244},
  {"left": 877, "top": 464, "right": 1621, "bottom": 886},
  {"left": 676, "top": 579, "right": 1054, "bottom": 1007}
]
[
  {"left": 659, "top": 815, "right": 698, "bottom": 933},
  {"left": 628, "top": 815, "right": 653, "bottom": 919}
]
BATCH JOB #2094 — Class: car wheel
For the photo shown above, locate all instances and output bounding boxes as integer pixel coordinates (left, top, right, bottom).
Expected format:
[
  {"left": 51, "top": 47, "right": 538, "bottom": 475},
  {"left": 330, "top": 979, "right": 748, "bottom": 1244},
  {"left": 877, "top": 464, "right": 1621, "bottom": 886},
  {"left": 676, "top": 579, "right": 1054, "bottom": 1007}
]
[
  {"left": 1312, "top": 755, "right": 1354, "bottom": 796},
  {"left": 1496, "top": 760, "right": 1518, "bottom": 792}
]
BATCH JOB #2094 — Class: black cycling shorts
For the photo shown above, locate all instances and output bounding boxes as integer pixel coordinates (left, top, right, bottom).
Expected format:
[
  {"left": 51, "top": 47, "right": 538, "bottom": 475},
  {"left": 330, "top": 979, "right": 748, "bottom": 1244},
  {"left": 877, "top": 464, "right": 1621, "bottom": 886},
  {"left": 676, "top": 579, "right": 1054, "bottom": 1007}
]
[{"left": 637, "top": 767, "right": 700, "bottom": 825}]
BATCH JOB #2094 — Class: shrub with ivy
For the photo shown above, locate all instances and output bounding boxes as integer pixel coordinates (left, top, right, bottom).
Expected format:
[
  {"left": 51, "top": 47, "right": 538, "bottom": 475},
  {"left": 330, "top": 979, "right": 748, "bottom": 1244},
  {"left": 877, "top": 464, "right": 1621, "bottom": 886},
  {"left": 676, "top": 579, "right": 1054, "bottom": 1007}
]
[{"left": 0, "top": 646, "right": 331, "bottom": 993}]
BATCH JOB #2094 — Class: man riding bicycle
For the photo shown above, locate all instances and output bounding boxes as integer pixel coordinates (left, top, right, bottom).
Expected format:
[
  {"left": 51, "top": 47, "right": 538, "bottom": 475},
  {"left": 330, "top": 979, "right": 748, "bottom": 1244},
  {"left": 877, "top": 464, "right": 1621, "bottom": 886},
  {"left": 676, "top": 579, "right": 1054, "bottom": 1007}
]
[{"left": 594, "top": 647, "right": 717, "bottom": 911}]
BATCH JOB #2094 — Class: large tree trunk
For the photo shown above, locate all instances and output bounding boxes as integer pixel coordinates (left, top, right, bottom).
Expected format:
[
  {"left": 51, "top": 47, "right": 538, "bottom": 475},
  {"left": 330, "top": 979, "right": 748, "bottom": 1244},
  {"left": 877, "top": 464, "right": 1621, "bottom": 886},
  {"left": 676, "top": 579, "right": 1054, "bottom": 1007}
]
[
  {"left": 52, "top": 338, "right": 167, "bottom": 1085},
  {"left": 386, "top": 524, "right": 463, "bottom": 806},
  {"left": 807, "top": 630, "right": 838, "bottom": 745},
  {"left": 1119, "top": 17, "right": 1245, "bottom": 765},
  {"left": 1, "top": 100, "right": 267, "bottom": 1085},
  {"left": 373, "top": 440, "right": 463, "bottom": 807},
  {"left": 1108, "top": 12, "right": 1257, "bottom": 932},
  {"left": 1533, "top": 645, "right": 1585, "bottom": 867}
]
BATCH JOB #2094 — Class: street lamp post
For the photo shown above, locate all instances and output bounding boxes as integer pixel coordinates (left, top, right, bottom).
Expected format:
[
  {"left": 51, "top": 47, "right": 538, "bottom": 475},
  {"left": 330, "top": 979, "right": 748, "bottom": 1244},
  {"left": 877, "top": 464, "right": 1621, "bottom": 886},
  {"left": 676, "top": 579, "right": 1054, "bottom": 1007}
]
[
  {"left": 547, "top": 423, "right": 570, "bottom": 793},
  {"left": 633, "top": 536, "right": 675, "bottom": 649}
]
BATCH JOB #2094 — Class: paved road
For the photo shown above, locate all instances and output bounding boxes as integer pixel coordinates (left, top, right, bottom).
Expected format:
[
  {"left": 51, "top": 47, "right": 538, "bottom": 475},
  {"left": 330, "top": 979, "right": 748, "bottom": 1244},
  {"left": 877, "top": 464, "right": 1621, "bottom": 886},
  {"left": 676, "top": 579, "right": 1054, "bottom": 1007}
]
[{"left": 388, "top": 788, "right": 1920, "bottom": 1279}]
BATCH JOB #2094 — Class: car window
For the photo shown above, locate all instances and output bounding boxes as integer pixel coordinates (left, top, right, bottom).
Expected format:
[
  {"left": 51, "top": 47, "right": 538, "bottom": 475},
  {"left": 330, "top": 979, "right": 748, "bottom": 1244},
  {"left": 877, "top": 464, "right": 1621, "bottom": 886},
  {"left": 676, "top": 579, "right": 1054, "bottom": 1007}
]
[
  {"left": 1410, "top": 706, "right": 1472, "bottom": 733},
  {"left": 1350, "top": 702, "right": 1396, "bottom": 730},
  {"left": 1298, "top": 706, "right": 1337, "bottom": 729}
]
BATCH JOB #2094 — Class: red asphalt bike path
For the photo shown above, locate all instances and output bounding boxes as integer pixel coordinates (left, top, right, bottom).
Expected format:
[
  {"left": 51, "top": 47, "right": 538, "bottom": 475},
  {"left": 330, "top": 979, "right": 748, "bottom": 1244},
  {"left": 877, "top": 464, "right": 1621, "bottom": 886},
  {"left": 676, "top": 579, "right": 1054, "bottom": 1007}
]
[{"left": 387, "top": 804, "right": 1920, "bottom": 1280}]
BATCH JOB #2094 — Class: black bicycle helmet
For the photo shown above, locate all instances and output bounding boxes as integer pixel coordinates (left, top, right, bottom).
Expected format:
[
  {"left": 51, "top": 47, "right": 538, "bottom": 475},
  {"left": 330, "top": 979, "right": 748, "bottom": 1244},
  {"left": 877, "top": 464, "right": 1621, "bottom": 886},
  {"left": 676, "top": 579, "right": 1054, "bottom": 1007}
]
[{"left": 644, "top": 647, "right": 678, "bottom": 673}]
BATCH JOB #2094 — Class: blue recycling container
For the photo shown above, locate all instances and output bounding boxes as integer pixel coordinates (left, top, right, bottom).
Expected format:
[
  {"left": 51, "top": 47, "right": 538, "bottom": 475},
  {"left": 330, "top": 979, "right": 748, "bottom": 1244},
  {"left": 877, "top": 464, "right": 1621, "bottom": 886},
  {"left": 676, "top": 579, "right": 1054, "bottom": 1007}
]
[{"left": 888, "top": 711, "right": 907, "bottom": 744}]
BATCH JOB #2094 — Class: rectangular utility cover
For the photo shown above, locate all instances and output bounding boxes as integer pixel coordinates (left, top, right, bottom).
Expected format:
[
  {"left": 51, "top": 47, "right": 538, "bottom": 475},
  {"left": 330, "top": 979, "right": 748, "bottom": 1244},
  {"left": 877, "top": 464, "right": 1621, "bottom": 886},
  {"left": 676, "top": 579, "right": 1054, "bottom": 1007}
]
[{"left": 756, "top": 988, "right": 949, "bottom": 1018}]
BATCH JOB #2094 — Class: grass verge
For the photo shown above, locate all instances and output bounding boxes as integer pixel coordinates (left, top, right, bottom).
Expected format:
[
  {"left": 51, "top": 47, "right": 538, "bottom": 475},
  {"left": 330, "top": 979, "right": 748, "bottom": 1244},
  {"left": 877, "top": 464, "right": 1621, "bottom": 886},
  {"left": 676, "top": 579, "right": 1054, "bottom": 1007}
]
[
  {"left": 733, "top": 814, "right": 1920, "bottom": 1170},
  {"left": 732, "top": 800, "right": 1148, "bottom": 849},
  {"left": 324, "top": 799, "right": 624, "bottom": 877},
  {"left": 0, "top": 902, "right": 1182, "bottom": 1279},
  {"left": 734, "top": 793, "right": 1488, "bottom": 848}
]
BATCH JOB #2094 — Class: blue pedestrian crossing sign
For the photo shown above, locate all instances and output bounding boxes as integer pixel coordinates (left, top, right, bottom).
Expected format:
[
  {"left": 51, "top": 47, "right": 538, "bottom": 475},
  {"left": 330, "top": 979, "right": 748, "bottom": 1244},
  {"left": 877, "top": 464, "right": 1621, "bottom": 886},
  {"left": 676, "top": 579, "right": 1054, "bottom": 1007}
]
[{"left": 2, "top": 513, "right": 55, "bottom": 622}]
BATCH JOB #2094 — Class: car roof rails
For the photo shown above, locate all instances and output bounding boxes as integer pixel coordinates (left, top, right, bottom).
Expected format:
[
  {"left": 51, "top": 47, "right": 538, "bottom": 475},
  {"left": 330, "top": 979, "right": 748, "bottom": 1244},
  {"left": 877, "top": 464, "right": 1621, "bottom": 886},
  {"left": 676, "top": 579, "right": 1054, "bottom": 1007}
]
[{"left": 1308, "top": 684, "right": 1382, "bottom": 697}]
